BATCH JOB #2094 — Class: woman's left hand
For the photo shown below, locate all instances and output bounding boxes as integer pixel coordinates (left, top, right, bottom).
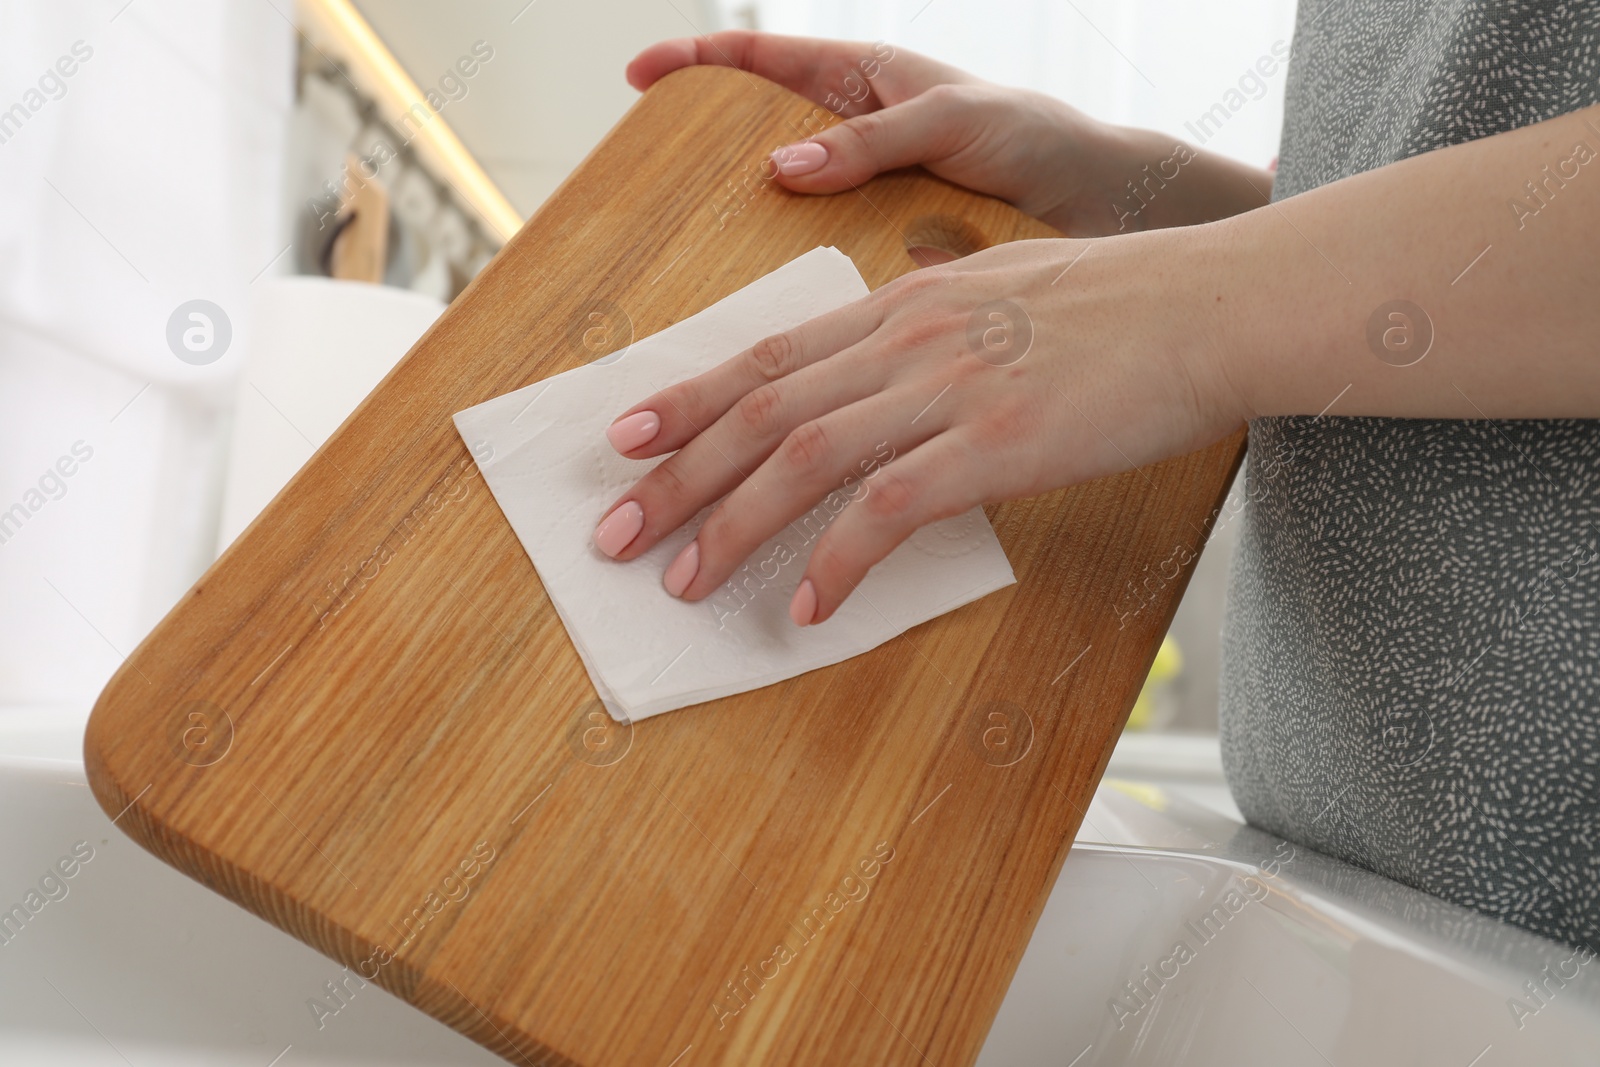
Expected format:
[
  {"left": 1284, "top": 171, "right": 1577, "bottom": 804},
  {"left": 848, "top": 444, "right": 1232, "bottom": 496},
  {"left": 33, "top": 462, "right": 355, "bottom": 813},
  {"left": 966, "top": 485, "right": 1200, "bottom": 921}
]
[{"left": 590, "top": 231, "right": 1249, "bottom": 626}]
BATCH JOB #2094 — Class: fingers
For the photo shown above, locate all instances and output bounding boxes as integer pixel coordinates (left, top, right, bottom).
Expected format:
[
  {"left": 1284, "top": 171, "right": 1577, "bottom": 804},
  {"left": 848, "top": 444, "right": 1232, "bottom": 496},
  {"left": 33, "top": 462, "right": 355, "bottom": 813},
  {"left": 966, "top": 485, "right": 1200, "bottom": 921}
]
[
  {"left": 662, "top": 387, "right": 948, "bottom": 600},
  {"left": 597, "top": 347, "right": 896, "bottom": 562},
  {"left": 626, "top": 31, "right": 963, "bottom": 111},
  {"left": 769, "top": 85, "right": 982, "bottom": 193},
  {"left": 628, "top": 32, "right": 987, "bottom": 196},
  {"left": 605, "top": 292, "right": 887, "bottom": 460},
  {"left": 626, "top": 30, "right": 856, "bottom": 96},
  {"left": 628, "top": 30, "right": 804, "bottom": 90},
  {"left": 624, "top": 36, "right": 701, "bottom": 91},
  {"left": 790, "top": 429, "right": 987, "bottom": 625}
]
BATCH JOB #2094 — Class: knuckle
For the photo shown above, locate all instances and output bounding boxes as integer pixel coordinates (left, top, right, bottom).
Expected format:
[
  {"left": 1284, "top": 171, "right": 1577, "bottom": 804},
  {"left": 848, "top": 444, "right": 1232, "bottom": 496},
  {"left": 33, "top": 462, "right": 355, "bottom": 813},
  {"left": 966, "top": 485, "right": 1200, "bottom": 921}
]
[
  {"left": 644, "top": 457, "right": 691, "bottom": 505},
  {"left": 665, "top": 378, "right": 705, "bottom": 423},
  {"left": 923, "top": 82, "right": 1010, "bottom": 123},
  {"left": 747, "top": 332, "right": 798, "bottom": 382},
  {"left": 918, "top": 82, "right": 968, "bottom": 111},
  {"left": 879, "top": 273, "right": 943, "bottom": 314},
  {"left": 963, "top": 409, "right": 1037, "bottom": 484},
  {"left": 696, "top": 504, "right": 734, "bottom": 556},
  {"left": 887, "top": 309, "right": 959, "bottom": 350},
  {"left": 863, "top": 467, "right": 919, "bottom": 522},
  {"left": 734, "top": 383, "right": 787, "bottom": 440},
  {"left": 717, "top": 28, "right": 758, "bottom": 51},
  {"left": 806, "top": 534, "right": 851, "bottom": 586},
  {"left": 965, "top": 410, "right": 1018, "bottom": 455},
  {"left": 843, "top": 109, "right": 888, "bottom": 151},
  {"left": 780, "top": 420, "right": 832, "bottom": 473},
  {"left": 887, "top": 270, "right": 942, "bottom": 299}
]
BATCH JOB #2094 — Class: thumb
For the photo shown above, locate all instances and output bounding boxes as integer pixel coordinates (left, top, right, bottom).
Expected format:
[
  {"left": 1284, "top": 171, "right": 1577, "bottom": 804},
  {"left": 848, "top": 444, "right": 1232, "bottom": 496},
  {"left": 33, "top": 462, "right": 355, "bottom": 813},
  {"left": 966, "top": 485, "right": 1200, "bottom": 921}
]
[{"left": 768, "top": 87, "right": 974, "bottom": 193}]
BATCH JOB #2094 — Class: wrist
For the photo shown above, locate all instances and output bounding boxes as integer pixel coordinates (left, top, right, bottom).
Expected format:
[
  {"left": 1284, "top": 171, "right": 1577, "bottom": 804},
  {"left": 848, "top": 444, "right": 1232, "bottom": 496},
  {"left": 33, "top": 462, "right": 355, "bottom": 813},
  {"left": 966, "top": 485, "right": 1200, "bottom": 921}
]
[
  {"left": 1087, "top": 125, "right": 1273, "bottom": 235},
  {"left": 1181, "top": 214, "right": 1272, "bottom": 428},
  {"left": 1197, "top": 203, "right": 1364, "bottom": 424}
]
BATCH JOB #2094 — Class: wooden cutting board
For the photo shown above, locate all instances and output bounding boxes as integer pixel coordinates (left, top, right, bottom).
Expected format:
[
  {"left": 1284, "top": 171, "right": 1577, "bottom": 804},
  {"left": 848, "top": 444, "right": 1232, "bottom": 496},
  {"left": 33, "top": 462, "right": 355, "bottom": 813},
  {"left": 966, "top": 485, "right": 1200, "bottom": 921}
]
[{"left": 85, "top": 65, "right": 1244, "bottom": 1066}]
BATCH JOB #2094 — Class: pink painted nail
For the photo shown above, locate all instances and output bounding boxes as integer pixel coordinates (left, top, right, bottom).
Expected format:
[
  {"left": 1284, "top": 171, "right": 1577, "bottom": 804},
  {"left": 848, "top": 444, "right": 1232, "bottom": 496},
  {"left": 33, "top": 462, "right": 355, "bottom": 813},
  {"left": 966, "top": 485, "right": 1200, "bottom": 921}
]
[
  {"left": 606, "top": 410, "right": 660, "bottom": 453},
  {"left": 789, "top": 578, "right": 817, "bottom": 626},
  {"left": 593, "top": 500, "right": 644, "bottom": 558},
  {"left": 771, "top": 141, "right": 828, "bottom": 177},
  {"left": 663, "top": 540, "right": 699, "bottom": 597}
]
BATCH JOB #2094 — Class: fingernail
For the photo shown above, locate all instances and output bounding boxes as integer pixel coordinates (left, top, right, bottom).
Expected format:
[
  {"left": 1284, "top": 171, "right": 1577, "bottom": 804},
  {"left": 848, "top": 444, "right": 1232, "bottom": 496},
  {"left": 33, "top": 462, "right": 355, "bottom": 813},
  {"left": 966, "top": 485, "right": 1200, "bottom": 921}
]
[
  {"left": 663, "top": 539, "right": 699, "bottom": 597},
  {"left": 606, "top": 410, "right": 660, "bottom": 453},
  {"left": 594, "top": 500, "right": 644, "bottom": 558},
  {"left": 771, "top": 141, "right": 828, "bottom": 177},
  {"left": 789, "top": 578, "right": 817, "bottom": 626}
]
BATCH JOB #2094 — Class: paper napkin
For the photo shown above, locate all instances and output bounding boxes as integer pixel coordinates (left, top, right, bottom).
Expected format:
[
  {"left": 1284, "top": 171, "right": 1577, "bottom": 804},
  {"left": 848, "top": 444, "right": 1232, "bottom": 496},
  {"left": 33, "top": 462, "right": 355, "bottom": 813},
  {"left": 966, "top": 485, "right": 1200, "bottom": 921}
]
[{"left": 453, "top": 246, "right": 1016, "bottom": 722}]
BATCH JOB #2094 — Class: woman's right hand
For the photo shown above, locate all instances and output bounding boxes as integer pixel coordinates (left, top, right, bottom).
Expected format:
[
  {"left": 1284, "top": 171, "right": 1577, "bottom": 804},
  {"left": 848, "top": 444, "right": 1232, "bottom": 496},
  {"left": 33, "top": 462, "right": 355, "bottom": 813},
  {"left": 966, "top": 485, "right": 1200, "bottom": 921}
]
[{"left": 626, "top": 31, "right": 1271, "bottom": 236}]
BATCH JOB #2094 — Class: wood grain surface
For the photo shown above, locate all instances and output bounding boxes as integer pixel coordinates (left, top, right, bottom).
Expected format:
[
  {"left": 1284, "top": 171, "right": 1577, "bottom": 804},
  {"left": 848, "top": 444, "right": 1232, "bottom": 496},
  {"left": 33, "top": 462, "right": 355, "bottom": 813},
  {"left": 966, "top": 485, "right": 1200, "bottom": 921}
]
[{"left": 85, "top": 65, "right": 1245, "bottom": 1066}]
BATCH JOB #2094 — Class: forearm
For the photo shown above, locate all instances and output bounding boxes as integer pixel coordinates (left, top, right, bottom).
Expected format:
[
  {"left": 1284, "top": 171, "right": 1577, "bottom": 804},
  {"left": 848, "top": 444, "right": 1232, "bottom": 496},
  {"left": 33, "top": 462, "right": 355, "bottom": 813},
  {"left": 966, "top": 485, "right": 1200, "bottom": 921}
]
[{"left": 1213, "top": 103, "right": 1600, "bottom": 421}]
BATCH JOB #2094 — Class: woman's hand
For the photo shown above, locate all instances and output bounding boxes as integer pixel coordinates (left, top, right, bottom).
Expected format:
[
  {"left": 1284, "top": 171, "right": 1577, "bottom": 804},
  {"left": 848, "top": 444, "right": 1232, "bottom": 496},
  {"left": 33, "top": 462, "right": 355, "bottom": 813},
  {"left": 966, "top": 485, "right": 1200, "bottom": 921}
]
[
  {"left": 626, "top": 31, "right": 1271, "bottom": 235},
  {"left": 591, "top": 230, "right": 1251, "bottom": 625}
]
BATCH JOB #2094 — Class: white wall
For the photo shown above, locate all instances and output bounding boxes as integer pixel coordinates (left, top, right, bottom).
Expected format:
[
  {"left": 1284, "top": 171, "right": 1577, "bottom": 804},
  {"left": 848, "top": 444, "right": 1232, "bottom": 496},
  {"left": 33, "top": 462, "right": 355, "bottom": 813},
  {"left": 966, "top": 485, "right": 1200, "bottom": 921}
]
[
  {"left": 723, "top": 0, "right": 1296, "bottom": 169},
  {"left": 352, "top": 0, "right": 724, "bottom": 217},
  {"left": 0, "top": 1, "right": 293, "bottom": 713}
]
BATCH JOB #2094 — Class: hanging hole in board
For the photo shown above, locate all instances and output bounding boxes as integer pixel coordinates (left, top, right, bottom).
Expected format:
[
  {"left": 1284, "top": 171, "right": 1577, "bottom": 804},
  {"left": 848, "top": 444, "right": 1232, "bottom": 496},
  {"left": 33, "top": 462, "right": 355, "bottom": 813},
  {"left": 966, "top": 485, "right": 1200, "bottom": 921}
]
[{"left": 903, "top": 214, "right": 990, "bottom": 268}]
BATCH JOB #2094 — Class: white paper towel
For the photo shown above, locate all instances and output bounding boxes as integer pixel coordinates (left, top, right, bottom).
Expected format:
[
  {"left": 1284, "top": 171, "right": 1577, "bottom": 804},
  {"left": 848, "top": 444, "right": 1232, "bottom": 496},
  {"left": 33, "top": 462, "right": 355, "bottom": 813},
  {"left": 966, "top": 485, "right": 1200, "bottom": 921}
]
[{"left": 453, "top": 247, "right": 1016, "bottom": 722}]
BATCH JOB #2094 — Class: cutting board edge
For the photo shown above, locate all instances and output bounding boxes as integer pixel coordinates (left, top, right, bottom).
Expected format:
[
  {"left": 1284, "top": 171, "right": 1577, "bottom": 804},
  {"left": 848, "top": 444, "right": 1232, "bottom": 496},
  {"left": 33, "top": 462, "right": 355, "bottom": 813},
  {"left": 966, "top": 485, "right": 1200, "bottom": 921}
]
[
  {"left": 952, "top": 427, "right": 1246, "bottom": 1062},
  {"left": 81, "top": 728, "right": 581, "bottom": 1064}
]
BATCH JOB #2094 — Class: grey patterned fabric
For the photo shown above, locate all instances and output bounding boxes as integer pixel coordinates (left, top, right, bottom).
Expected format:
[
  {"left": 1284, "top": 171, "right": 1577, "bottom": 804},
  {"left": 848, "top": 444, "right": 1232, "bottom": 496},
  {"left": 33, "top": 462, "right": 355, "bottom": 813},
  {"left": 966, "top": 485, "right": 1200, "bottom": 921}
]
[{"left": 1219, "top": 0, "right": 1600, "bottom": 949}]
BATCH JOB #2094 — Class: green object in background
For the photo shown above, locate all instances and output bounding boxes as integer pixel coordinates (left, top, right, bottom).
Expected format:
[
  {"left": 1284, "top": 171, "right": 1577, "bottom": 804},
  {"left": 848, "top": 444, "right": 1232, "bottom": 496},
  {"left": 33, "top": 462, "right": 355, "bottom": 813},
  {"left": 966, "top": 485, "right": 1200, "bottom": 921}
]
[{"left": 1126, "top": 635, "right": 1183, "bottom": 732}]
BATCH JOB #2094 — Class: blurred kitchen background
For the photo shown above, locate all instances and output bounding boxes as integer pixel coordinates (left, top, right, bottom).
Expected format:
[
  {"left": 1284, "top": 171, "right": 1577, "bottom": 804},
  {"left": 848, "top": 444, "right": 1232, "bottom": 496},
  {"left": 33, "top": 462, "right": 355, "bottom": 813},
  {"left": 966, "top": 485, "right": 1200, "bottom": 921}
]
[{"left": 0, "top": 0, "right": 1295, "bottom": 783}]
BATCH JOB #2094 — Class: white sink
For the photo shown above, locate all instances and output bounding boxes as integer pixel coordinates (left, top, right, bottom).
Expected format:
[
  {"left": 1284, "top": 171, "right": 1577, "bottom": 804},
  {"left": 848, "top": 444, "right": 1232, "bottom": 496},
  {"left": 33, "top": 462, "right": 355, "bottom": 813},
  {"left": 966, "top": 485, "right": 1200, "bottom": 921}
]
[
  {"left": 0, "top": 753, "right": 1594, "bottom": 1065},
  {"left": 0, "top": 756, "right": 500, "bottom": 1066},
  {"left": 981, "top": 781, "right": 1600, "bottom": 1066}
]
